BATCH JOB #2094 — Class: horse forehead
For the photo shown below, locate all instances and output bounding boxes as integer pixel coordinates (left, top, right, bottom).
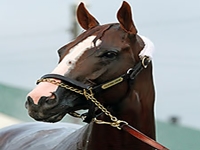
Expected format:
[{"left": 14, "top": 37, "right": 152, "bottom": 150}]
[
  {"left": 52, "top": 35, "right": 102, "bottom": 75},
  {"left": 68, "top": 35, "right": 102, "bottom": 57}
]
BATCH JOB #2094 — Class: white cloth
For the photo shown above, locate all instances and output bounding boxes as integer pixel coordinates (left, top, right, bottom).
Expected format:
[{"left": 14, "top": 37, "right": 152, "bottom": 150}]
[{"left": 139, "top": 35, "right": 155, "bottom": 60}]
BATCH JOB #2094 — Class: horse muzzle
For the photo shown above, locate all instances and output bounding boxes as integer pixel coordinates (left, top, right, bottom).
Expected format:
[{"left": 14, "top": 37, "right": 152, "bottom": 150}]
[{"left": 25, "top": 87, "right": 89, "bottom": 122}]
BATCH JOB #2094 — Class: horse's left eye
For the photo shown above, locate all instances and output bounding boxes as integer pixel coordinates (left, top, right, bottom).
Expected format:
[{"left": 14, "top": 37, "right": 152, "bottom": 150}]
[{"left": 102, "top": 51, "right": 118, "bottom": 59}]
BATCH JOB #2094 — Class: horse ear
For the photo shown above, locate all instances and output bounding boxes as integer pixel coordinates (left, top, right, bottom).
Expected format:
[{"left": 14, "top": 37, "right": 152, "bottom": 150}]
[
  {"left": 117, "top": 1, "right": 137, "bottom": 35},
  {"left": 77, "top": 2, "right": 99, "bottom": 30}
]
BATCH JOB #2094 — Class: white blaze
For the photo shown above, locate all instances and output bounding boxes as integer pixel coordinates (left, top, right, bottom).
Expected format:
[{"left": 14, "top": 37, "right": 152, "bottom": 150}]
[
  {"left": 28, "top": 35, "right": 102, "bottom": 104},
  {"left": 52, "top": 35, "right": 101, "bottom": 75}
]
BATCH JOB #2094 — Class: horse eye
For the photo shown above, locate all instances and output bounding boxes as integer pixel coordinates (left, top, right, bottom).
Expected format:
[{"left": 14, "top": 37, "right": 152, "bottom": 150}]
[{"left": 102, "top": 51, "right": 118, "bottom": 59}]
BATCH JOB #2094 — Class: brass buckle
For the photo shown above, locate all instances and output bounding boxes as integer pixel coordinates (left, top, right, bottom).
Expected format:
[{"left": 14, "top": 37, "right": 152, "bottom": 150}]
[{"left": 93, "top": 118, "right": 128, "bottom": 130}]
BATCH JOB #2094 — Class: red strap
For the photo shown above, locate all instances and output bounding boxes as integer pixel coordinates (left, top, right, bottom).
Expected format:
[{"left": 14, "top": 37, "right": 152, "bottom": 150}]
[{"left": 121, "top": 124, "right": 169, "bottom": 150}]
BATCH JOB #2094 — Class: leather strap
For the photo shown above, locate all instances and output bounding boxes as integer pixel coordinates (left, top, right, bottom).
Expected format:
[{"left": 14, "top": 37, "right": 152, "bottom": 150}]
[
  {"left": 39, "top": 74, "right": 90, "bottom": 89},
  {"left": 121, "top": 124, "right": 169, "bottom": 150}
]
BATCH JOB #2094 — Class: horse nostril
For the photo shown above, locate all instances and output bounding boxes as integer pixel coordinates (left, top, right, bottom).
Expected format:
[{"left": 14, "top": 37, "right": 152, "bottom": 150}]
[
  {"left": 48, "top": 92, "right": 57, "bottom": 100},
  {"left": 26, "top": 93, "right": 58, "bottom": 109},
  {"left": 45, "top": 92, "right": 58, "bottom": 105},
  {"left": 25, "top": 96, "right": 34, "bottom": 108}
]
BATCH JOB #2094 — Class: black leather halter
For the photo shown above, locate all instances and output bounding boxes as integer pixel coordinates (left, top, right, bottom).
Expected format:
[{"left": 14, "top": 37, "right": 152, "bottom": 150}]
[
  {"left": 38, "top": 56, "right": 150, "bottom": 95},
  {"left": 37, "top": 56, "right": 150, "bottom": 122}
]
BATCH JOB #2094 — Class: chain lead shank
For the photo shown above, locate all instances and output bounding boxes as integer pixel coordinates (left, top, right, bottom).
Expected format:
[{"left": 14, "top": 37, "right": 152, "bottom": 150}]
[{"left": 37, "top": 79, "right": 127, "bottom": 130}]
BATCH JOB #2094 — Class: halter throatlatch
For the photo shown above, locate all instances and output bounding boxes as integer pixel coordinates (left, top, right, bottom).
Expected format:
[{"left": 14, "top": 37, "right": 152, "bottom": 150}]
[{"left": 37, "top": 56, "right": 169, "bottom": 150}]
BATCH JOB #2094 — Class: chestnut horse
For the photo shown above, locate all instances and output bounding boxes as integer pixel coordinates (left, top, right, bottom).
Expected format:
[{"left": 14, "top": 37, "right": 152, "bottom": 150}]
[{"left": 0, "top": 1, "right": 168, "bottom": 150}]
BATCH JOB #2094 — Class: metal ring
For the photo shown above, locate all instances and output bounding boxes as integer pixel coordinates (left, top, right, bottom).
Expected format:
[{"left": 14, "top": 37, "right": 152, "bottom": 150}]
[
  {"left": 141, "top": 56, "right": 150, "bottom": 68},
  {"left": 127, "top": 68, "right": 133, "bottom": 74}
]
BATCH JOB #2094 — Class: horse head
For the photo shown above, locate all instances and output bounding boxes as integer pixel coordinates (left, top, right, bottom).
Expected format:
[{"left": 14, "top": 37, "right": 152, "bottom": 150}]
[{"left": 26, "top": 2, "right": 154, "bottom": 125}]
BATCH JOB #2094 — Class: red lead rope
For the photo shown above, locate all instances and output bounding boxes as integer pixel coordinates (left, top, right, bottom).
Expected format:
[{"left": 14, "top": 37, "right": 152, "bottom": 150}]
[{"left": 121, "top": 124, "right": 169, "bottom": 150}]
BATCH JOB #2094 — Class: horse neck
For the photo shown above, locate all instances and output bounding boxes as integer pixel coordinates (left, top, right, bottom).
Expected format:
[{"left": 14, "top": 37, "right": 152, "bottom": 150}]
[
  {"left": 133, "top": 62, "right": 156, "bottom": 138},
  {"left": 83, "top": 64, "right": 155, "bottom": 150}
]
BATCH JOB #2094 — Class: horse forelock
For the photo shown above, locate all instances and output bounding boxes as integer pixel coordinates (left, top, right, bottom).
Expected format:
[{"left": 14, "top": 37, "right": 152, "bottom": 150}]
[{"left": 57, "top": 24, "right": 113, "bottom": 60}]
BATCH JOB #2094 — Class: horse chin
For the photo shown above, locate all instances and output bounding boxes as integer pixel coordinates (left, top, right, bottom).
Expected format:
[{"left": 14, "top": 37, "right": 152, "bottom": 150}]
[{"left": 33, "top": 112, "right": 67, "bottom": 123}]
